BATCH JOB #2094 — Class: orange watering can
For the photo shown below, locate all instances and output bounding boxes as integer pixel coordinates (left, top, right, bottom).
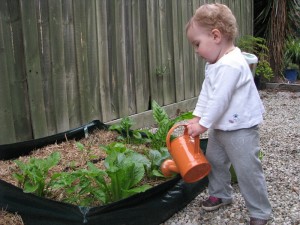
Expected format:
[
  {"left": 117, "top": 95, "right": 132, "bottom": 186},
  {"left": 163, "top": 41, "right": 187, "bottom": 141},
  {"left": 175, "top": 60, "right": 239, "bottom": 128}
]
[{"left": 161, "top": 124, "right": 211, "bottom": 183}]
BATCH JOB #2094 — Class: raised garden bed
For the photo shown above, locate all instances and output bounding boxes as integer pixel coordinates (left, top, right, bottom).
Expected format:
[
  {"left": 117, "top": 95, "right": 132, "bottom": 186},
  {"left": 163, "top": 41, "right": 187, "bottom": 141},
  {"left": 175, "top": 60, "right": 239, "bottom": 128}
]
[{"left": 0, "top": 119, "right": 208, "bottom": 225}]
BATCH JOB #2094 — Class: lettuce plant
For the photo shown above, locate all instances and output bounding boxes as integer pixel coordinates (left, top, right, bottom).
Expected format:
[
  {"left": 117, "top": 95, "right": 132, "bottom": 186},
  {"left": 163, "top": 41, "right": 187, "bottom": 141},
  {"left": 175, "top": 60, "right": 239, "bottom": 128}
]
[
  {"left": 13, "top": 152, "right": 61, "bottom": 197},
  {"left": 49, "top": 162, "right": 108, "bottom": 206},
  {"left": 102, "top": 142, "right": 152, "bottom": 202}
]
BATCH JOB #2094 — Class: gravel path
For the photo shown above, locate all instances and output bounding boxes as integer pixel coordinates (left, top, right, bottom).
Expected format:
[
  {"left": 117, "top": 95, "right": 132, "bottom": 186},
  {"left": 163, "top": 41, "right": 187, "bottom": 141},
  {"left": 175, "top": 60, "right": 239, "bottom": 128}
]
[{"left": 162, "top": 90, "right": 300, "bottom": 225}]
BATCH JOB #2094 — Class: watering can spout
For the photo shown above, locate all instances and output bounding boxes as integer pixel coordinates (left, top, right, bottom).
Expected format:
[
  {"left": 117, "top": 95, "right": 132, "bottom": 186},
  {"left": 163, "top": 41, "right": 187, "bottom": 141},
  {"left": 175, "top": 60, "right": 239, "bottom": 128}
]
[
  {"left": 160, "top": 124, "right": 211, "bottom": 183},
  {"left": 161, "top": 159, "right": 179, "bottom": 177}
]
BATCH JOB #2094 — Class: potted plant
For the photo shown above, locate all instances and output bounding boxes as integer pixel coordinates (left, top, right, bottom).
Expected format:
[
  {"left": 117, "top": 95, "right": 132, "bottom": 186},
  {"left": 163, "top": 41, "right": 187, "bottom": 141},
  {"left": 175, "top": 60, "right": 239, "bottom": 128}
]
[
  {"left": 283, "top": 37, "right": 300, "bottom": 83},
  {"left": 237, "top": 35, "right": 274, "bottom": 88}
]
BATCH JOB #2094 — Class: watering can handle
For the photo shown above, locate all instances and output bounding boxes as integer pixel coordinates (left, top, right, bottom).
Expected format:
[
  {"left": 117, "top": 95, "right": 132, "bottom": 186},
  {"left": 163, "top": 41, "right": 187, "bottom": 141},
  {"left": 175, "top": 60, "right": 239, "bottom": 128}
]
[{"left": 166, "top": 124, "right": 200, "bottom": 155}]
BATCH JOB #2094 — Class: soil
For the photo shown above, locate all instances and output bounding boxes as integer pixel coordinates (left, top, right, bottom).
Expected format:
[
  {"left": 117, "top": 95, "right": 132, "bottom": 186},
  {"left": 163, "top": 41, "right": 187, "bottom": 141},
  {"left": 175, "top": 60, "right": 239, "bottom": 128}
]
[{"left": 0, "top": 128, "right": 168, "bottom": 224}]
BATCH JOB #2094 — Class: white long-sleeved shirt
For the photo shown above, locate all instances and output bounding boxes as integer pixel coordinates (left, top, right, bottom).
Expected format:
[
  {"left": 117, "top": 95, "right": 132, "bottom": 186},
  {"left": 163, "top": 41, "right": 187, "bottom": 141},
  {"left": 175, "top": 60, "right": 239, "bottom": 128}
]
[{"left": 193, "top": 47, "right": 265, "bottom": 131}]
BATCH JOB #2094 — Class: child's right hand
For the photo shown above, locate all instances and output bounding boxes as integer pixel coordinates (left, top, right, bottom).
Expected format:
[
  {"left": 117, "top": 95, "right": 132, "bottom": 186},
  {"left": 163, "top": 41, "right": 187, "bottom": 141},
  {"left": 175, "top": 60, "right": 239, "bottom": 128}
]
[
  {"left": 187, "top": 123, "right": 207, "bottom": 137},
  {"left": 187, "top": 116, "right": 200, "bottom": 125}
]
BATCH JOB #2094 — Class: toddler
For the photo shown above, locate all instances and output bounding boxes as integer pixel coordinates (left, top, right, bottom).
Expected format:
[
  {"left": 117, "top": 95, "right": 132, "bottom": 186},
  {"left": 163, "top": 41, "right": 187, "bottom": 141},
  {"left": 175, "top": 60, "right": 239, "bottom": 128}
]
[{"left": 185, "top": 3, "right": 272, "bottom": 225}]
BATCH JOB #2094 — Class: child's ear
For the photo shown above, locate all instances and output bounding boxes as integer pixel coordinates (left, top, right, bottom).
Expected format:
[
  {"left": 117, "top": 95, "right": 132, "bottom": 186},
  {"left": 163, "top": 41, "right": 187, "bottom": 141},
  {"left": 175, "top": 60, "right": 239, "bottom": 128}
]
[{"left": 211, "top": 29, "right": 222, "bottom": 43}]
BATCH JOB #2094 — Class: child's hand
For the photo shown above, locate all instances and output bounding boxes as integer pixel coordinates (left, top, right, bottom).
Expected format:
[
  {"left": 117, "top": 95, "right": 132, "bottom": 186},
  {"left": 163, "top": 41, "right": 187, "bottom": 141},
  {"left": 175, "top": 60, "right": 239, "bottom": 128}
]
[
  {"left": 187, "top": 116, "right": 200, "bottom": 125},
  {"left": 187, "top": 123, "right": 207, "bottom": 137}
]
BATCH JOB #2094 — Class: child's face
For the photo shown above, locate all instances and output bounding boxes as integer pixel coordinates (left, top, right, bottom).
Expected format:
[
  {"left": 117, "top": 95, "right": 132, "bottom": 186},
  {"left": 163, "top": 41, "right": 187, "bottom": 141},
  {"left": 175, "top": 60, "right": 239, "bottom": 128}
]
[{"left": 187, "top": 23, "right": 221, "bottom": 64}]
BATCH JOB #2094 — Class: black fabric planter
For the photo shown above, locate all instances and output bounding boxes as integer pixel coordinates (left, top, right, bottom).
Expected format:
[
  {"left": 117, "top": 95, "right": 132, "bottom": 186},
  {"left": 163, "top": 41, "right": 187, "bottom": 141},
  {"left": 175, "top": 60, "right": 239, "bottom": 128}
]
[{"left": 0, "top": 120, "right": 208, "bottom": 225}]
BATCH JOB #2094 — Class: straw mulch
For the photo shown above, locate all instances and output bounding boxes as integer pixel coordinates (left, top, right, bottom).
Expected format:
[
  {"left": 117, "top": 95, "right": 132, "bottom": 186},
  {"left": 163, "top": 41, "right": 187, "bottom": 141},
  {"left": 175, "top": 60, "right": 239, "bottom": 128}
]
[
  {"left": 0, "top": 211, "right": 24, "bottom": 225},
  {"left": 0, "top": 129, "right": 119, "bottom": 186}
]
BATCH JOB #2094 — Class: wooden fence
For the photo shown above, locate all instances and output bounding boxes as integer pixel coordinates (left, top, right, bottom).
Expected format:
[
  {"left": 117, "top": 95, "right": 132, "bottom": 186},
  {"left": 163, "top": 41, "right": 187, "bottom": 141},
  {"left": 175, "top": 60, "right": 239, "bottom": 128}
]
[{"left": 0, "top": 0, "right": 253, "bottom": 144}]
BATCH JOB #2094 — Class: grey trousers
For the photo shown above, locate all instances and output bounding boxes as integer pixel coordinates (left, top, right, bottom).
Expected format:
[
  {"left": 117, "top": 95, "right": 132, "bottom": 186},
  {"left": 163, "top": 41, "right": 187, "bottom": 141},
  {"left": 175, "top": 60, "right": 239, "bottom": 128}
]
[{"left": 206, "top": 126, "right": 272, "bottom": 220}]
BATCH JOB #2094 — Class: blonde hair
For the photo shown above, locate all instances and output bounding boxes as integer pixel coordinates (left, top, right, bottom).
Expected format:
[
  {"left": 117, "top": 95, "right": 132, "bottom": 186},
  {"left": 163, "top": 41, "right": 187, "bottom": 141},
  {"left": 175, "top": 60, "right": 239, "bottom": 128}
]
[{"left": 187, "top": 3, "right": 238, "bottom": 41}]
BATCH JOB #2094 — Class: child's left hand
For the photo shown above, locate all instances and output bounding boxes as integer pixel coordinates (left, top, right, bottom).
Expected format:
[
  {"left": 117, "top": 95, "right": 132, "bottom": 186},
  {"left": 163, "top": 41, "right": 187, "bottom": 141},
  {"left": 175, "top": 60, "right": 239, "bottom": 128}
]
[{"left": 187, "top": 123, "right": 208, "bottom": 137}]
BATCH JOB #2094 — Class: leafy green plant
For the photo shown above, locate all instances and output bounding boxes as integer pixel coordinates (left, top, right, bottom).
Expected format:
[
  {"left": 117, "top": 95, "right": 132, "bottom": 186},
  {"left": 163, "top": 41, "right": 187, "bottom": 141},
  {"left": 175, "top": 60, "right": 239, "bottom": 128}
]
[
  {"left": 145, "top": 147, "right": 170, "bottom": 178},
  {"left": 102, "top": 142, "right": 152, "bottom": 202},
  {"left": 144, "top": 100, "right": 193, "bottom": 150},
  {"left": 13, "top": 152, "right": 61, "bottom": 197},
  {"left": 76, "top": 142, "right": 98, "bottom": 162},
  {"left": 237, "top": 35, "right": 269, "bottom": 57},
  {"left": 108, "top": 101, "right": 193, "bottom": 150},
  {"left": 109, "top": 117, "right": 147, "bottom": 144},
  {"left": 50, "top": 162, "right": 108, "bottom": 206},
  {"left": 255, "top": 60, "right": 274, "bottom": 81},
  {"left": 284, "top": 37, "right": 300, "bottom": 70},
  {"left": 237, "top": 35, "right": 274, "bottom": 81}
]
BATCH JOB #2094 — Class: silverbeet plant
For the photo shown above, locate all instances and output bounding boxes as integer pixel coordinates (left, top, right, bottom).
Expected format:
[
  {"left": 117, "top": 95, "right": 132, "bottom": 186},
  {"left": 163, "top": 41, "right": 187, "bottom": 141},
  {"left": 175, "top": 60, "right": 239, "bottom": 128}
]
[
  {"left": 108, "top": 117, "right": 148, "bottom": 144},
  {"left": 49, "top": 162, "right": 108, "bottom": 206},
  {"left": 145, "top": 147, "right": 170, "bottom": 178},
  {"left": 101, "top": 142, "right": 152, "bottom": 202},
  {"left": 13, "top": 152, "right": 61, "bottom": 197}
]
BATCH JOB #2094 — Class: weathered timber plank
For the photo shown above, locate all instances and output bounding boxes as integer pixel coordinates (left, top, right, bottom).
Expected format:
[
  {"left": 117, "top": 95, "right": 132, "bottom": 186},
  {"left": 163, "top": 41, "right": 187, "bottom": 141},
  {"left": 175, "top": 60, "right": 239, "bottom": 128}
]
[
  {"left": 172, "top": 0, "right": 185, "bottom": 102},
  {"left": 96, "top": 0, "right": 114, "bottom": 122},
  {"left": 0, "top": 1, "right": 16, "bottom": 143},
  {"left": 20, "top": 0, "right": 48, "bottom": 138},
  {"left": 132, "top": 0, "right": 150, "bottom": 113},
  {"left": 62, "top": 0, "right": 82, "bottom": 128},
  {"left": 49, "top": 0, "right": 70, "bottom": 132}
]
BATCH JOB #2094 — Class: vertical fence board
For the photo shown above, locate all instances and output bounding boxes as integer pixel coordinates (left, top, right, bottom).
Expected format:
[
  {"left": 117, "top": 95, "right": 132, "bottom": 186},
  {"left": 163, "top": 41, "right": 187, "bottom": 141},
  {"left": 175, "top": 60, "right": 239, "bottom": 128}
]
[
  {"left": 106, "top": 1, "right": 119, "bottom": 120},
  {"left": 181, "top": 0, "right": 194, "bottom": 99},
  {"left": 0, "top": 1, "right": 16, "bottom": 143},
  {"left": 37, "top": 0, "right": 57, "bottom": 134},
  {"left": 5, "top": 0, "right": 32, "bottom": 142},
  {"left": 49, "top": 0, "right": 70, "bottom": 132},
  {"left": 192, "top": 0, "right": 202, "bottom": 96},
  {"left": 20, "top": 0, "right": 48, "bottom": 138},
  {"left": 86, "top": 0, "right": 102, "bottom": 120},
  {"left": 146, "top": 1, "right": 158, "bottom": 105},
  {"left": 114, "top": 0, "right": 129, "bottom": 117},
  {"left": 96, "top": 0, "right": 112, "bottom": 122},
  {"left": 62, "top": 0, "right": 81, "bottom": 127},
  {"left": 147, "top": 1, "right": 164, "bottom": 106},
  {"left": 172, "top": 0, "right": 184, "bottom": 102},
  {"left": 132, "top": 0, "right": 150, "bottom": 113},
  {"left": 159, "top": 0, "right": 175, "bottom": 105},
  {"left": 124, "top": 0, "right": 137, "bottom": 116},
  {"left": 73, "top": 0, "right": 94, "bottom": 123}
]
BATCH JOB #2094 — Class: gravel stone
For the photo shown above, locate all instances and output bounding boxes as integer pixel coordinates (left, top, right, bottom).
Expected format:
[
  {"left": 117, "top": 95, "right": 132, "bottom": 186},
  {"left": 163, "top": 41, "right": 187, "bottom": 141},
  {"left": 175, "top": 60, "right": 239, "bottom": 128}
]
[{"left": 161, "top": 90, "right": 300, "bottom": 225}]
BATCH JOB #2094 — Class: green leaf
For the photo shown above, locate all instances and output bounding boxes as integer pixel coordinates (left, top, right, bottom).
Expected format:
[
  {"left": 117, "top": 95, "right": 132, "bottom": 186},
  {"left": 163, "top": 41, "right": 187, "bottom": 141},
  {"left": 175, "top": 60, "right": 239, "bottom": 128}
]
[
  {"left": 152, "top": 100, "right": 169, "bottom": 126},
  {"left": 122, "top": 184, "right": 152, "bottom": 199},
  {"left": 108, "top": 123, "right": 122, "bottom": 133},
  {"left": 23, "top": 182, "right": 38, "bottom": 193},
  {"left": 151, "top": 169, "right": 165, "bottom": 177},
  {"left": 132, "top": 131, "right": 142, "bottom": 140},
  {"left": 172, "top": 111, "right": 193, "bottom": 123},
  {"left": 148, "top": 149, "right": 162, "bottom": 166},
  {"left": 12, "top": 173, "right": 23, "bottom": 183},
  {"left": 12, "top": 152, "right": 61, "bottom": 197},
  {"left": 76, "top": 142, "right": 85, "bottom": 151}
]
